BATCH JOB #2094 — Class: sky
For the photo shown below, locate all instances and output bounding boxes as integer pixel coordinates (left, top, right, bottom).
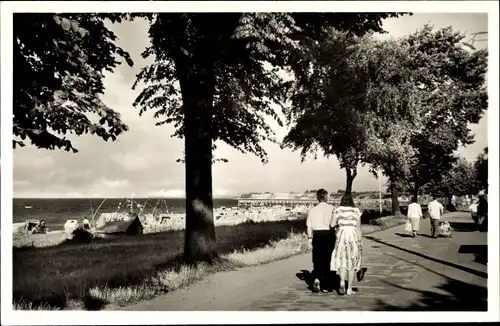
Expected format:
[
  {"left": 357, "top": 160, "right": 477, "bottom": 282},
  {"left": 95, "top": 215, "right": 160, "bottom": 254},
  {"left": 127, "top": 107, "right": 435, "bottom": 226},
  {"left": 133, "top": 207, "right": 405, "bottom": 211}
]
[{"left": 13, "top": 13, "right": 489, "bottom": 198}]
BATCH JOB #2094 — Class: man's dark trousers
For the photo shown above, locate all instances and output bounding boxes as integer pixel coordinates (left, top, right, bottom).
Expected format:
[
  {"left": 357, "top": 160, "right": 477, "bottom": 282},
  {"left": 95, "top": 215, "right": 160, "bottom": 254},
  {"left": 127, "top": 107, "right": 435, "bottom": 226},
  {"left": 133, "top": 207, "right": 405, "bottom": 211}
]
[
  {"left": 430, "top": 218, "right": 440, "bottom": 238},
  {"left": 312, "top": 229, "right": 336, "bottom": 289}
]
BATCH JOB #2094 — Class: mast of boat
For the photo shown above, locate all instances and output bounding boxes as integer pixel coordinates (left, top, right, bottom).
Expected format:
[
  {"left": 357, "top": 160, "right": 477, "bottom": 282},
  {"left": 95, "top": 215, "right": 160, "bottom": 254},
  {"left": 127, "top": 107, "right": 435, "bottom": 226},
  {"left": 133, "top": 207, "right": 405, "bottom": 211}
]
[
  {"left": 89, "top": 196, "right": 94, "bottom": 221},
  {"left": 91, "top": 198, "right": 107, "bottom": 228}
]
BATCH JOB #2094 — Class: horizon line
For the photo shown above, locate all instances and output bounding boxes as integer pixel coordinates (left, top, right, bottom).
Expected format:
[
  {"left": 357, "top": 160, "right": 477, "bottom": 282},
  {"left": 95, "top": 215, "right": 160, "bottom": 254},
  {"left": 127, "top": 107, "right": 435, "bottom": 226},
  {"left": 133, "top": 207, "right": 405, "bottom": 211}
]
[
  {"left": 12, "top": 196, "right": 239, "bottom": 200},
  {"left": 12, "top": 191, "right": 405, "bottom": 200}
]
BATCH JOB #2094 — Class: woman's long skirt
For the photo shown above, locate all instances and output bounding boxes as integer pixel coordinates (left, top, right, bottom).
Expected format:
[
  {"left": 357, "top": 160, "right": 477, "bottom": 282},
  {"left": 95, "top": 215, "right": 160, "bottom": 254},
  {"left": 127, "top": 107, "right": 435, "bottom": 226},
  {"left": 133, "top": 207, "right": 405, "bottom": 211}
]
[
  {"left": 331, "top": 226, "right": 362, "bottom": 272},
  {"left": 409, "top": 217, "right": 420, "bottom": 232}
]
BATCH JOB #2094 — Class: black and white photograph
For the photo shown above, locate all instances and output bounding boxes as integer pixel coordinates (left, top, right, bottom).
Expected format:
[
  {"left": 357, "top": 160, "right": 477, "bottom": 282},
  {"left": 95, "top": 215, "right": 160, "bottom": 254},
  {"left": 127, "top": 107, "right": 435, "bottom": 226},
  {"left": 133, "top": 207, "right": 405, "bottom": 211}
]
[{"left": 1, "top": 1, "right": 498, "bottom": 324}]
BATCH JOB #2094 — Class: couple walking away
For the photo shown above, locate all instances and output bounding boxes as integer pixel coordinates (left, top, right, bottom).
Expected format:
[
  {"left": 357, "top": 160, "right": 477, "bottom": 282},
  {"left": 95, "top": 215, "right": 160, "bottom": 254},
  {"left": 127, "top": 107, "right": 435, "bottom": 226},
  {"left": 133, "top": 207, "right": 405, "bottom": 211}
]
[
  {"left": 406, "top": 195, "right": 446, "bottom": 238},
  {"left": 306, "top": 189, "right": 366, "bottom": 296}
]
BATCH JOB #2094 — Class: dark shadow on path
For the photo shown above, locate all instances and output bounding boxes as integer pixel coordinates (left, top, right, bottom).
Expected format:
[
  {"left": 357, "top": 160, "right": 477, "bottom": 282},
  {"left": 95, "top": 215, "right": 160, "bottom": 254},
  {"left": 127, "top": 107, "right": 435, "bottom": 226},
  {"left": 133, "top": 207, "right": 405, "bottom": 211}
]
[
  {"left": 395, "top": 233, "right": 414, "bottom": 238},
  {"left": 384, "top": 251, "right": 478, "bottom": 283},
  {"left": 375, "top": 253, "right": 487, "bottom": 311},
  {"left": 364, "top": 236, "right": 487, "bottom": 279},
  {"left": 296, "top": 270, "right": 315, "bottom": 291},
  {"left": 376, "top": 278, "right": 487, "bottom": 311},
  {"left": 450, "top": 222, "right": 478, "bottom": 232},
  {"left": 296, "top": 270, "right": 346, "bottom": 294},
  {"left": 417, "top": 233, "right": 434, "bottom": 238},
  {"left": 459, "top": 245, "right": 488, "bottom": 266}
]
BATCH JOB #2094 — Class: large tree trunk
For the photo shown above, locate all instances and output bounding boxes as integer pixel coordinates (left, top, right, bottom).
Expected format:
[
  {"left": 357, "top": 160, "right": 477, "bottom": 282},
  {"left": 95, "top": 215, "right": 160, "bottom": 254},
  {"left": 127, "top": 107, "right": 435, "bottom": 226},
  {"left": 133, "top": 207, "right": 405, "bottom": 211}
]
[
  {"left": 389, "top": 178, "right": 401, "bottom": 216},
  {"left": 344, "top": 166, "right": 357, "bottom": 196},
  {"left": 183, "top": 118, "right": 217, "bottom": 264},
  {"left": 412, "top": 183, "right": 420, "bottom": 202},
  {"left": 178, "top": 56, "right": 218, "bottom": 265}
]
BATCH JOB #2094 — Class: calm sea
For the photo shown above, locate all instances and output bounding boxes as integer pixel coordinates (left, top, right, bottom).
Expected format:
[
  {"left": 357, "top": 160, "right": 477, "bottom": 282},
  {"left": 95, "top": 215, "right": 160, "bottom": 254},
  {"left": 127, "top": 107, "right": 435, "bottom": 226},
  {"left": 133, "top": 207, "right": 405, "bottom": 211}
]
[{"left": 13, "top": 198, "right": 239, "bottom": 229}]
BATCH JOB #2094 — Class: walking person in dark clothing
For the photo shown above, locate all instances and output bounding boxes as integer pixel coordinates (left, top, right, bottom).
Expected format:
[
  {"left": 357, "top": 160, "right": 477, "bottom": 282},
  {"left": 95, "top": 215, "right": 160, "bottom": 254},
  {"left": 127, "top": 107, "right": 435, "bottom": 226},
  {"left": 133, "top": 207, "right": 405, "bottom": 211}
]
[
  {"left": 477, "top": 194, "right": 488, "bottom": 232},
  {"left": 306, "top": 188, "right": 336, "bottom": 293}
]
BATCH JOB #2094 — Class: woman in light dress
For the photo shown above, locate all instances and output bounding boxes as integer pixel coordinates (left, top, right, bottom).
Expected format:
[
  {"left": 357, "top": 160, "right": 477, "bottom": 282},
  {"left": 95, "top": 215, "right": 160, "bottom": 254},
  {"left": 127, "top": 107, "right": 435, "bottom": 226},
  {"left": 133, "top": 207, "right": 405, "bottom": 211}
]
[
  {"left": 407, "top": 197, "right": 423, "bottom": 237},
  {"left": 330, "top": 194, "right": 363, "bottom": 296}
]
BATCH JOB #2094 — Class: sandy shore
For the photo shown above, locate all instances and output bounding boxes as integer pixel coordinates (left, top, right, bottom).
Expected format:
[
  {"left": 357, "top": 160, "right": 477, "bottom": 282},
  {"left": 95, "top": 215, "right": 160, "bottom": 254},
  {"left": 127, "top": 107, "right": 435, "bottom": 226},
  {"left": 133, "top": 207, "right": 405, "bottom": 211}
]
[
  {"left": 12, "top": 215, "right": 403, "bottom": 249},
  {"left": 12, "top": 209, "right": 302, "bottom": 248},
  {"left": 13, "top": 232, "right": 69, "bottom": 248}
]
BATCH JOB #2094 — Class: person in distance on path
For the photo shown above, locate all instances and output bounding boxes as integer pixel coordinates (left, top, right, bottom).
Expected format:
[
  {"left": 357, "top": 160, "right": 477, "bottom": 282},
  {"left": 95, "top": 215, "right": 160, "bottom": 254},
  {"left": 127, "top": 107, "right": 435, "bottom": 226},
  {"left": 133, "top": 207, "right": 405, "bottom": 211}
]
[
  {"left": 330, "top": 194, "right": 363, "bottom": 296},
  {"left": 306, "top": 188, "right": 336, "bottom": 293},
  {"left": 427, "top": 195, "right": 444, "bottom": 238},
  {"left": 407, "top": 196, "right": 423, "bottom": 237},
  {"left": 477, "top": 194, "right": 488, "bottom": 232}
]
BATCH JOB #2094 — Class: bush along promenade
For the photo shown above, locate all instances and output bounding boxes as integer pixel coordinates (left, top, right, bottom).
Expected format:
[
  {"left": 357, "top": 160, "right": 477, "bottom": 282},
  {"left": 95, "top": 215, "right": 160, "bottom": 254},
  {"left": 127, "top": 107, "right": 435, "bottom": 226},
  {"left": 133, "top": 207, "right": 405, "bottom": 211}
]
[{"left": 13, "top": 215, "right": 405, "bottom": 310}]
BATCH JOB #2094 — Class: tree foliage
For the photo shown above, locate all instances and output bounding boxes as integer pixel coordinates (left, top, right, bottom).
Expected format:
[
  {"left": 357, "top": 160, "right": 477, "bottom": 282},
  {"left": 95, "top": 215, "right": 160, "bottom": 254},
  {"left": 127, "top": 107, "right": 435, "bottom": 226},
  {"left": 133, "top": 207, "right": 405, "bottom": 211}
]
[
  {"left": 133, "top": 13, "right": 403, "bottom": 163},
  {"left": 282, "top": 17, "right": 408, "bottom": 195},
  {"left": 13, "top": 13, "right": 134, "bottom": 152},
  {"left": 363, "top": 26, "right": 487, "bottom": 212},
  {"left": 423, "top": 157, "right": 478, "bottom": 197},
  {"left": 361, "top": 39, "right": 421, "bottom": 177},
  {"left": 132, "top": 13, "right": 295, "bottom": 164},
  {"left": 282, "top": 32, "right": 370, "bottom": 159},
  {"left": 401, "top": 25, "right": 488, "bottom": 196},
  {"left": 357, "top": 38, "right": 422, "bottom": 214}
]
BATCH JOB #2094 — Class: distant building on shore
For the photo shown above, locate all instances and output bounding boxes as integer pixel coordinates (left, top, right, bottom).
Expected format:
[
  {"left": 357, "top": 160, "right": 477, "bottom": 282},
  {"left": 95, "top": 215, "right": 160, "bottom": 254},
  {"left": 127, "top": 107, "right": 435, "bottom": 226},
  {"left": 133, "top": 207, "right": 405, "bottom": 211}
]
[
  {"left": 238, "top": 192, "right": 320, "bottom": 208},
  {"left": 237, "top": 191, "right": 417, "bottom": 209}
]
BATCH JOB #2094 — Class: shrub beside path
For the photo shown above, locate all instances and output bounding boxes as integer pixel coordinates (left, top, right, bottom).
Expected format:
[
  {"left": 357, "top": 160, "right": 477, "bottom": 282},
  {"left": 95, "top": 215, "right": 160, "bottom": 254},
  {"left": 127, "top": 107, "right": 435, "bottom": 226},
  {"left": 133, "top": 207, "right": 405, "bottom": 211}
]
[{"left": 116, "top": 212, "right": 487, "bottom": 311}]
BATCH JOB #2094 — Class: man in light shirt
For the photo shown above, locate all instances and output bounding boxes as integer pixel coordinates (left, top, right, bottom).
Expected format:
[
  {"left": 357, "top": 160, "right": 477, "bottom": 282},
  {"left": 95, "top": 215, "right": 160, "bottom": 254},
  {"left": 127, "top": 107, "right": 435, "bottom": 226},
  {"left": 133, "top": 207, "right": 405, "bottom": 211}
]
[
  {"left": 427, "top": 195, "right": 444, "bottom": 238},
  {"left": 306, "top": 188, "right": 335, "bottom": 293}
]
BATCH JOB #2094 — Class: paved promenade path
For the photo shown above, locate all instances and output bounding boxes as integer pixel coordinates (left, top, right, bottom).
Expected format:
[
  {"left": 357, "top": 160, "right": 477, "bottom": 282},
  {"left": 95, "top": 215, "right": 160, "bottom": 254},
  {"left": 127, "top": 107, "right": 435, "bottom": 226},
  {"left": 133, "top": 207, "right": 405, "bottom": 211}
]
[{"left": 119, "top": 212, "right": 487, "bottom": 311}]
